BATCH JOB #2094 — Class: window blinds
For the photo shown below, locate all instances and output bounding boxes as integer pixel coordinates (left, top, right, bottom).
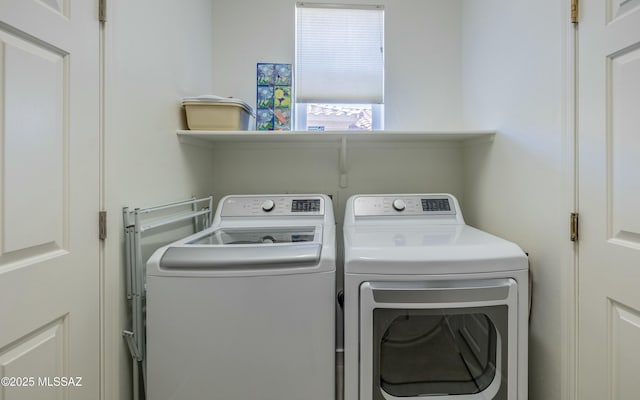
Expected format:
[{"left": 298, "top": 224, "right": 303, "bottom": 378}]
[{"left": 295, "top": 3, "right": 384, "bottom": 104}]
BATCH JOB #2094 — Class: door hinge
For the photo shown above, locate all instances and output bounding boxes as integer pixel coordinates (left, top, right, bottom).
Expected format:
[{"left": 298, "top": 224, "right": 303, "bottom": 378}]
[
  {"left": 99, "top": 211, "right": 107, "bottom": 240},
  {"left": 570, "top": 212, "right": 579, "bottom": 242},
  {"left": 99, "top": 0, "right": 107, "bottom": 22},
  {"left": 571, "top": 0, "right": 579, "bottom": 24}
]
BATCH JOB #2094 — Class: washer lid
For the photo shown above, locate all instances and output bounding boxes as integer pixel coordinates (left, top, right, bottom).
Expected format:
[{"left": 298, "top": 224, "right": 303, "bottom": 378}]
[
  {"left": 147, "top": 224, "right": 331, "bottom": 275},
  {"left": 190, "top": 226, "right": 318, "bottom": 245},
  {"left": 159, "top": 242, "right": 321, "bottom": 270},
  {"left": 343, "top": 224, "right": 528, "bottom": 274},
  {"left": 159, "top": 226, "right": 322, "bottom": 269}
]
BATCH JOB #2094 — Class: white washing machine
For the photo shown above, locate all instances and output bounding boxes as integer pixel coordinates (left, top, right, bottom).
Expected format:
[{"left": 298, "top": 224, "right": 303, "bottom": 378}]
[
  {"left": 343, "top": 194, "right": 528, "bottom": 400},
  {"left": 146, "top": 194, "right": 335, "bottom": 400}
]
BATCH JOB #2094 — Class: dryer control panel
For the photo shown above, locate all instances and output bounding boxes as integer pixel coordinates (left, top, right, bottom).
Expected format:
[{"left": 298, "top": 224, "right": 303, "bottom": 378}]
[
  {"left": 220, "top": 196, "right": 325, "bottom": 217},
  {"left": 353, "top": 194, "right": 457, "bottom": 217}
]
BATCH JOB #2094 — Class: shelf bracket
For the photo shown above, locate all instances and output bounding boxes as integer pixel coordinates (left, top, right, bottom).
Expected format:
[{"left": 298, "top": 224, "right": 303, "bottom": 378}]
[{"left": 339, "top": 136, "right": 348, "bottom": 188}]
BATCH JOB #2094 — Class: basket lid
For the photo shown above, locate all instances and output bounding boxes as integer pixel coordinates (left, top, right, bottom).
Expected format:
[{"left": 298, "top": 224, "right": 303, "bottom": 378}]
[{"left": 182, "top": 95, "right": 253, "bottom": 114}]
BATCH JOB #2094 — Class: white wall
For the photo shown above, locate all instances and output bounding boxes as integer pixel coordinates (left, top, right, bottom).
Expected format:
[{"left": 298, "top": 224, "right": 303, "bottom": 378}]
[
  {"left": 211, "top": 0, "right": 464, "bottom": 130},
  {"left": 461, "top": 1, "right": 571, "bottom": 399},
  {"left": 104, "top": 1, "right": 215, "bottom": 398}
]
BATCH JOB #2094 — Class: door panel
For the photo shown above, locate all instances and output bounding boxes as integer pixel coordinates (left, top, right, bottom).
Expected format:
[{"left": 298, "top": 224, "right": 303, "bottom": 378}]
[
  {"left": 608, "top": 45, "right": 640, "bottom": 248},
  {"left": 0, "top": 317, "right": 66, "bottom": 400},
  {"left": 0, "top": 0, "right": 99, "bottom": 398},
  {"left": 578, "top": 1, "right": 640, "bottom": 399},
  {"left": 37, "top": 0, "right": 68, "bottom": 17},
  {"left": 608, "top": 301, "right": 640, "bottom": 400},
  {"left": 2, "top": 29, "right": 66, "bottom": 257},
  {"left": 608, "top": 0, "right": 640, "bottom": 21}
]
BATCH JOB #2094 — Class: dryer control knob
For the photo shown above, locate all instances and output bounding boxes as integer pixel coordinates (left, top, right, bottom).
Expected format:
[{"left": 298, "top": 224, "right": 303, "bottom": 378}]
[
  {"left": 392, "top": 199, "right": 406, "bottom": 212},
  {"left": 261, "top": 199, "right": 276, "bottom": 212}
]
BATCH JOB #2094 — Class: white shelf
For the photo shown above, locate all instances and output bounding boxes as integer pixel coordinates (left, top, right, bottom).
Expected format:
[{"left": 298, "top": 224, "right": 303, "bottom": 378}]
[
  {"left": 176, "top": 129, "right": 495, "bottom": 188},
  {"left": 177, "top": 129, "right": 495, "bottom": 146}
]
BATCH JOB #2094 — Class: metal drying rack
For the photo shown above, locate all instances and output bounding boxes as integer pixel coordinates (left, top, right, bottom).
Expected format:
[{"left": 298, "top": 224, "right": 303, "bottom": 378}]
[{"left": 122, "top": 196, "right": 213, "bottom": 400}]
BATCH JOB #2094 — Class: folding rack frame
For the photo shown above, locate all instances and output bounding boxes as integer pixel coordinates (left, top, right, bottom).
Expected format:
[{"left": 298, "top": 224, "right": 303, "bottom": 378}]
[{"left": 122, "top": 196, "right": 213, "bottom": 400}]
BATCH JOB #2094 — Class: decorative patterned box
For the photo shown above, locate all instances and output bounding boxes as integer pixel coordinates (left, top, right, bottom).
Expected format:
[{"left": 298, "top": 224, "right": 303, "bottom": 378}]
[{"left": 257, "top": 63, "right": 291, "bottom": 131}]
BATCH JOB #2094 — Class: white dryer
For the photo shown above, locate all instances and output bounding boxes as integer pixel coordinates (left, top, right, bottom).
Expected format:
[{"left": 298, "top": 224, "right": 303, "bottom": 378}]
[
  {"left": 343, "top": 194, "right": 528, "bottom": 400},
  {"left": 146, "top": 194, "right": 335, "bottom": 400}
]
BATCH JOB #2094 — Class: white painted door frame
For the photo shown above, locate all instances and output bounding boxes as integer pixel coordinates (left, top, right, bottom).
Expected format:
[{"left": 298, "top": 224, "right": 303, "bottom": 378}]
[
  {"left": 565, "top": 15, "right": 579, "bottom": 400},
  {"left": 97, "top": 4, "right": 123, "bottom": 400}
]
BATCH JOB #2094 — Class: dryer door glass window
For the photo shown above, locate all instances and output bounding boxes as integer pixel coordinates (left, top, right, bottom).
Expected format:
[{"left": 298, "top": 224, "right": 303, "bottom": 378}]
[{"left": 373, "top": 306, "right": 508, "bottom": 398}]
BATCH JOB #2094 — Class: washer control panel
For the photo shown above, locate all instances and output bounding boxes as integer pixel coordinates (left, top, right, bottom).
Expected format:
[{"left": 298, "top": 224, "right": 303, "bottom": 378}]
[
  {"left": 221, "top": 196, "right": 325, "bottom": 217},
  {"left": 354, "top": 195, "right": 456, "bottom": 217}
]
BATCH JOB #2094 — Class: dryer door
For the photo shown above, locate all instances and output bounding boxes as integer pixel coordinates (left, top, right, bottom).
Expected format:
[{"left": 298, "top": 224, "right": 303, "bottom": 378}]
[{"left": 359, "top": 279, "right": 518, "bottom": 400}]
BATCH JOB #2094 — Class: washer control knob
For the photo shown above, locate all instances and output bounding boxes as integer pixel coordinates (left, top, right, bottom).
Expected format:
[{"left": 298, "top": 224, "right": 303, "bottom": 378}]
[
  {"left": 262, "top": 235, "right": 275, "bottom": 244},
  {"left": 261, "top": 199, "right": 276, "bottom": 212},
  {"left": 392, "top": 199, "right": 406, "bottom": 212}
]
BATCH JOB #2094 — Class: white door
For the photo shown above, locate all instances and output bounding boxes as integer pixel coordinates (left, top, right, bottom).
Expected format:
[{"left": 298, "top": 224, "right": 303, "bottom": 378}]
[
  {"left": 578, "top": 1, "right": 640, "bottom": 399},
  {"left": 0, "top": 0, "right": 100, "bottom": 399}
]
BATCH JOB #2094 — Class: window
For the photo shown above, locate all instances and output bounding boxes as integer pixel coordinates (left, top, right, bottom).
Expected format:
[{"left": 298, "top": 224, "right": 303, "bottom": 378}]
[{"left": 295, "top": 3, "right": 384, "bottom": 131}]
